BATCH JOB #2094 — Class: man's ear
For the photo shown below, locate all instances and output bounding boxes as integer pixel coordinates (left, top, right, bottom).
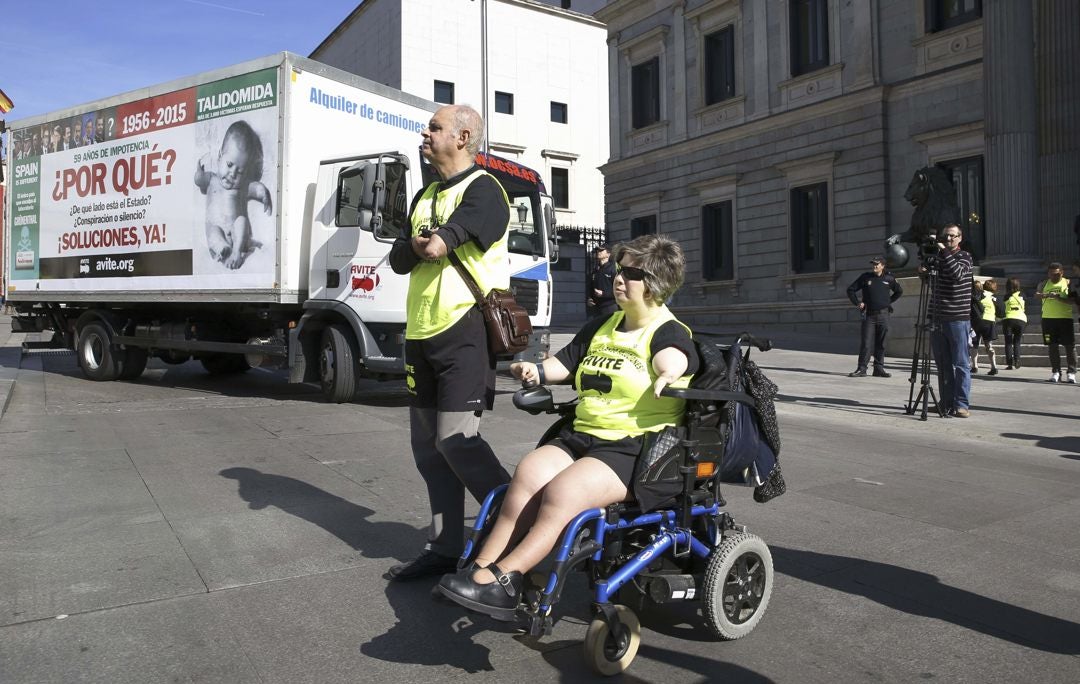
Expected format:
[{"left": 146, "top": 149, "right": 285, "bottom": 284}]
[{"left": 458, "top": 128, "right": 472, "bottom": 150}]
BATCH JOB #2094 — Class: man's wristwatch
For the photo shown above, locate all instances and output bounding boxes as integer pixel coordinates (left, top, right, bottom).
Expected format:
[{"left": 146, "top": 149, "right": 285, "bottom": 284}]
[{"left": 535, "top": 363, "right": 546, "bottom": 385}]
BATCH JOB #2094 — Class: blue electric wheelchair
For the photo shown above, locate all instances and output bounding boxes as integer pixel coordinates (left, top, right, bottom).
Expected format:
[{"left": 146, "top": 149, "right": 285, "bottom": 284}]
[{"left": 457, "top": 333, "right": 782, "bottom": 675}]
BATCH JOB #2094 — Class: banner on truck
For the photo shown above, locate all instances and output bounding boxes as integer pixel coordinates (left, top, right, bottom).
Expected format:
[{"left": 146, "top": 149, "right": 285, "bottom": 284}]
[{"left": 8, "top": 68, "right": 280, "bottom": 291}]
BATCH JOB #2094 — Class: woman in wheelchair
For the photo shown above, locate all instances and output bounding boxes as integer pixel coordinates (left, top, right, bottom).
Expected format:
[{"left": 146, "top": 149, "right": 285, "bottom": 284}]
[{"left": 438, "top": 234, "right": 700, "bottom": 620}]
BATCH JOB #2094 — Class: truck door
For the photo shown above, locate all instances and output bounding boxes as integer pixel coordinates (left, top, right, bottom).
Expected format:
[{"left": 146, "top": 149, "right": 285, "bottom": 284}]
[{"left": 312, "top": 154, "right": 411, "bottom": 320}]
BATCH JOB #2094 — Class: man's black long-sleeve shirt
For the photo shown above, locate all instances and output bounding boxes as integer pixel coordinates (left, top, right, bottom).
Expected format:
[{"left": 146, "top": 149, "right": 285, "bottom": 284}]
[
  {"left": 389, "top": 165, "right": 509, "bottom": 275},
  {"left": 846, "top": 271, "right": 903, "bottom": 312}
]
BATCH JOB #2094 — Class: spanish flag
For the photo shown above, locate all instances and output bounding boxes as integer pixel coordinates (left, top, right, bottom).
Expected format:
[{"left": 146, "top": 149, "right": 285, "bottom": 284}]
[{"left": 0, "top": 88, "right": 13, "bottom": 114}]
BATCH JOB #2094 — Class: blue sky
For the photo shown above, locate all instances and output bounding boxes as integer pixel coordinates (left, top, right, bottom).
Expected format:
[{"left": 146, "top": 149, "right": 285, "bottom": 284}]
[{"left": 2, "top": 0, "right": 362, "bottom": 122}]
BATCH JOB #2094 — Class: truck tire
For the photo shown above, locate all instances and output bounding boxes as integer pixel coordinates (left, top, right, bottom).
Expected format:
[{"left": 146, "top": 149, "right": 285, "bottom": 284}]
[
  {"left": 119, "top": 347, "right": 149, "bottom": 380},
  {"left": 77, "top": 322, "right": 123, "bottom": 381},
  {"left": 200, "top": 353, "right": 251, "bottom": 375},
  {"left": 320, "top": 324, "right": 359, "bottom": 403}
]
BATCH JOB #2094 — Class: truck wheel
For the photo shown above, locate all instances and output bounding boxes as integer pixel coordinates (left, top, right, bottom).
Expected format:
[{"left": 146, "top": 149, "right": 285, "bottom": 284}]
[
  {"left": 200, "top": 354, "right": 251, "bottom": 375},
  {"left": 320, "top": 324, "right": 359, "bottom": 403},
  {"left": 77, "top": 322, "right": 123, "bottom": 381},
  {"left": 119, "top": 347, "right": 149, "bottom": 380}
]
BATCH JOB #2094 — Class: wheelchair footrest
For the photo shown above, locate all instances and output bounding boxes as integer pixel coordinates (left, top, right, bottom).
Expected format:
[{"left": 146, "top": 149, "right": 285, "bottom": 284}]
[{"left": 528, "top": 614, "right": 553, "bottom": 637}]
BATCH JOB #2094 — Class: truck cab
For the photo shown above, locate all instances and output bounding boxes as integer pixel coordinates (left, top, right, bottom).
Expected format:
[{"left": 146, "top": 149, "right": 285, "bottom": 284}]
[{"left": 293, "top": 150, "right": 557, "bottom": 402}]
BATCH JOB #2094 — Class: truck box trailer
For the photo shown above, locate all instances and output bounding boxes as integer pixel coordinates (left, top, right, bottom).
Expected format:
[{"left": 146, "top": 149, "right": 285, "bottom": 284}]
[{"left": 4, "top": 52, "right": 556, "bottom": 402}]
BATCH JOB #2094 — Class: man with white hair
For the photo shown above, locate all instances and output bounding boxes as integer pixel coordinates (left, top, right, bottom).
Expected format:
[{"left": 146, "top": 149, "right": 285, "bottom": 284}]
[{"left": 387, "top": 105, "right": 512, "bottom": 581}]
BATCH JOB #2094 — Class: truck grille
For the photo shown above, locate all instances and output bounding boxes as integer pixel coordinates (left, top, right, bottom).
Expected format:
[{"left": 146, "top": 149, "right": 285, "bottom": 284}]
[{"left": 510, "top": 278, "right": 539, "bottom": 316}]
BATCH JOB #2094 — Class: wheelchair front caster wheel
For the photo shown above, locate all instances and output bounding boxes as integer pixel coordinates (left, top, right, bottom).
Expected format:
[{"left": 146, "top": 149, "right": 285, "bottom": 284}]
[
  {"left": 583, "top": 604, "right": 640, "bottom": 676},
  {"left": 703, "top": 532, "right": 773, "bottom": 640}
]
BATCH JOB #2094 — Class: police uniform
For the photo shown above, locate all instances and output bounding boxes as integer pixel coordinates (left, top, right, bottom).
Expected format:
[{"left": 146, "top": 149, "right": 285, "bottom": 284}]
[{"left": 845, "top": 261, "right": 903, "bottom": 376}]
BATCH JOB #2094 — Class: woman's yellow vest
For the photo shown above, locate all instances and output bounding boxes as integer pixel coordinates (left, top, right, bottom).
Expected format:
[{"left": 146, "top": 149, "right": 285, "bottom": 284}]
[
  {"left": 406, "top": 170, "right": 510, "bottom": 339},
  {"left": 573, "top": 308, "right": 693, "bottom": 441},
  {"left": 1041, "top": 278, "right": 1072, "bottom": 319},
  {"left": 979, "top": 291, "right": 996, "bottom": 322},
  {"left": 1004, "top": 291, "right": 1027, "bottom": 323}
]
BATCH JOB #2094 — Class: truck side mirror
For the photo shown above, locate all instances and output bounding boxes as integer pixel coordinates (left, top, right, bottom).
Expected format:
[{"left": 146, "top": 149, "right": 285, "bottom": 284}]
[
  {"left": 336, "top": 155, "right": 410, "bottom": 242},
  {"left": 544, "top": 202, "right": 559, "bottom": 263}
]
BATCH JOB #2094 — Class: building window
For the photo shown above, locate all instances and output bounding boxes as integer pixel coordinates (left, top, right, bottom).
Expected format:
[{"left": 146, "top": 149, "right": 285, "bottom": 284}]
[
  {"left": 434, "top": 80, "right": 455, "bottom": 104},
  {"left": 704, "top": 26, "right": 736, "bottom": 105},
  {"left": 790, "top": 183, "right": 829, "bottom": 273},
  {"left": 702, "top": 201, "right": 734, "bottom": 281},
  {"left": 926, "top": 0, "right": 982, "bottom": 33},
  {"left": 630, "top": 215, "right": 657, "bottom": 238},
  {"left": 789, "top": 0, "right": 829, "bottom": 76},
  {"left": 937, "top": 156, "right": 985, "bottom": 262},
  {"left": 631, "top": 57, "right": 661, "bottom": 129},
  {"left": 550, "top": 101, "right": 568, "bottom": 124},
  {"left": 551, "top": 167, "right": 569, "bottom": 209},
  {"left": 495, "top": 91, "right": 514, "bottom": 115}
]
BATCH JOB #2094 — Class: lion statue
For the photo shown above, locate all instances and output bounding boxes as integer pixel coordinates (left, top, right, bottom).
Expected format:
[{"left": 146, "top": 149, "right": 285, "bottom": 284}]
[{"left": 884, "top": 166, "right": 961, "bottom": 266}]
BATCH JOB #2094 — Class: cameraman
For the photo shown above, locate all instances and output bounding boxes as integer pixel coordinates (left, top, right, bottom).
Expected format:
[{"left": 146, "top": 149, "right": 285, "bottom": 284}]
[{"left": 927, "top": 224, "right": 974, "bottom": 418}]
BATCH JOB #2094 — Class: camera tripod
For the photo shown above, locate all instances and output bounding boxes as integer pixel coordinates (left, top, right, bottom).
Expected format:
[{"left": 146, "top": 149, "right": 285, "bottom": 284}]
[{"left": 906, "top": 260, "right": 945, "bottom": 420}]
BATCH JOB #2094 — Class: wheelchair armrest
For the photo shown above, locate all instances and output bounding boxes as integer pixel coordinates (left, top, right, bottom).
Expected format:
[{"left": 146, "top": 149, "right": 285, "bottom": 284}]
[
  {"left": 660, "top": 387, "right": 756, "bottom": 407},
  {"left": 513, "top": 385, "right": 578, "bottom": 416}
]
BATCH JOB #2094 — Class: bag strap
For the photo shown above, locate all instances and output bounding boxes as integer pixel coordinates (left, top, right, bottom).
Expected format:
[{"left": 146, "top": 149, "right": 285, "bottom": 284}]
[
  {"left": 447, "top": 251, "right": 486, "bottom": 305},
  {"left": 430, "top": 186, "right": 485, "bottom": 306}
]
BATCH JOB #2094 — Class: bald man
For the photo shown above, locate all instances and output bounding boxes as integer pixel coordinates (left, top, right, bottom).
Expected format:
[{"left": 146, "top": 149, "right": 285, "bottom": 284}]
[{"left": 387, "top": 105, "right": 512, "bottom": 581}]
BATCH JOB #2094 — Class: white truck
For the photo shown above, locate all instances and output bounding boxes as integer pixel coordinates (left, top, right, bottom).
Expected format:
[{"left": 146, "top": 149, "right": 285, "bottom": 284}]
[{"left": 3, "top": 52, "right": 557, "bottom": 402}]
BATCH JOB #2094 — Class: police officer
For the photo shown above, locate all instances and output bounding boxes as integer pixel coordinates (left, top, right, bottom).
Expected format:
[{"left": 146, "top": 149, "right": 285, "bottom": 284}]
[
  {"left": 386, "top": 104, "right": 512, "bottom": 581},
  {"left": 846, "top": 256, "right": 903, "bottom": 377},
  {"left": 589, "top": 243, "right": 617, "bottom": 320}
]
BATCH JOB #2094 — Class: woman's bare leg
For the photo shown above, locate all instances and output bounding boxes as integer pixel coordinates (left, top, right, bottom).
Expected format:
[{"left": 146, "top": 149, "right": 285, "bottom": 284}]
[
  {"left": 474, "top": 456, "right": 628, "bottom": 583},
  {"left": 473, "top": 445, "right": 573, "bottom": 568}
]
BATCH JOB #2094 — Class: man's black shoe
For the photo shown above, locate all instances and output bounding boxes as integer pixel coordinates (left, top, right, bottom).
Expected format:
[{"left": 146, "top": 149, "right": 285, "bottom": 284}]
[
  {"left": 438, "top": 564, "right": 522, "bottom": 621},
  {"left": 848, "top": 370, "right": 868, "bottom": 377},
  {"left": 386, "top": 550, "right": 459, "bottom": 582},
  {"left": 873, "top": 369, "right": 891, "bottom": 378}
]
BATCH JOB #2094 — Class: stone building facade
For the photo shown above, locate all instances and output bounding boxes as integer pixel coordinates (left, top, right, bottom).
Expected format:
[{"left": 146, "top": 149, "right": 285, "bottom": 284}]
[{"left": 595, "top": 0, "right": 1080, "bottom": 342}]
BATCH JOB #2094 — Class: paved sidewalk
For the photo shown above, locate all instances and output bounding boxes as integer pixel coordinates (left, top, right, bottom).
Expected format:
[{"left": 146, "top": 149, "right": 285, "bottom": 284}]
[{"left": 1, "top": 317, "right": 1078, "bottom": 683}]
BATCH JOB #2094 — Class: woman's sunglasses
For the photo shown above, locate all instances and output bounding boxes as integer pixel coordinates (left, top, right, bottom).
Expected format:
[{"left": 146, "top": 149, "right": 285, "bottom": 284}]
[{"left": 615, "top": 264, "right": 650, "bottom": 281}]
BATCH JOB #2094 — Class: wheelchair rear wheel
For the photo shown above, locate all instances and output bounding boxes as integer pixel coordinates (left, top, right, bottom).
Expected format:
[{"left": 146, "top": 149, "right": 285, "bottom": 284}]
[
  {"left": 702, "top": 532, "right": 773, "bottom": 640},
  {"left": 584, "top": 605, "right": 640, "bottom": 676}
]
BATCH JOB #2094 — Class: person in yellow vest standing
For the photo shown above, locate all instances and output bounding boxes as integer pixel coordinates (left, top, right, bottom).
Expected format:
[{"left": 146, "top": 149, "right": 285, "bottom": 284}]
[
  {"left": 970, "top": 278, "right": 1000, "bottom": 375},
  {"left": 1001, "top": 277, "right": 1027, "bottom": 370},
  {"left": 386, "top": 104, "right": 512, "bottom": 580},
  {"left": 1036, "top": 262, "right": 1076, "bottom": 383},
  {"left": 438, "top": 235, "right": 699, "bottom": 619}
]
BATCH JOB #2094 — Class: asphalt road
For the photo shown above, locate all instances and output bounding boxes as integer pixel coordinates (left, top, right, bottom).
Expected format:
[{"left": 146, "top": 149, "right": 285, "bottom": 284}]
[{"left": 1, "top": 322, "right": 1078, "bottom": 683}]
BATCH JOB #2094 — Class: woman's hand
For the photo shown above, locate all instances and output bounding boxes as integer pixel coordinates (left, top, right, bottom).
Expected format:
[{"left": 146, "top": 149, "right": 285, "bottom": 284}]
[
  {"left": 652, "top": 374, "right": 679, "bottom": 398},
  {"left": 511, "top": 361, "right": 541, "bottom": 387}
]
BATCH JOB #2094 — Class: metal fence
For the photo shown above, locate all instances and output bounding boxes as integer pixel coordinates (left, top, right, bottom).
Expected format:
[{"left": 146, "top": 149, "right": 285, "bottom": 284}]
[{"left": 555, "top": 225, "right": 608, "bottom": 314}]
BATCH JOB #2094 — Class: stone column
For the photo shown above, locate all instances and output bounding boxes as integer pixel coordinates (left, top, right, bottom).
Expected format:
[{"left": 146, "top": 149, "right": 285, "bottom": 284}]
[
  {"left": 982, "top": 0, "right": 1042, "bottom": 278},
  {"left": 1037, "top": 0, "right": 1080, "bottom": 260}
]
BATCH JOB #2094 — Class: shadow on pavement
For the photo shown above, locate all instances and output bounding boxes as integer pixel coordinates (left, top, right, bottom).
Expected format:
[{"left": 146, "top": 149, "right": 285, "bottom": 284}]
[
  {"left": 360, "top": 582, "right": 499, "bottom": 673},
  {"left": 39, "top": 353, "right": 412, "bottom": 407},
  {"left": 219, "top": 467, "right": 424, "bottom": 559},
  {"left": 217, "top": 467, "right": 503, "bottom": 672},
  {"left": 773, "top": 546, "right": 1080, "bottom": 655},
  {"left": 999, "top": 432, "right": 1080, "bottom": 457},
  {"left": 521, "top": 637, "right": 775, "bottom": 682}
]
